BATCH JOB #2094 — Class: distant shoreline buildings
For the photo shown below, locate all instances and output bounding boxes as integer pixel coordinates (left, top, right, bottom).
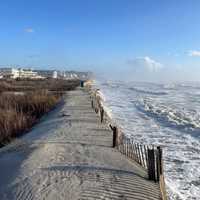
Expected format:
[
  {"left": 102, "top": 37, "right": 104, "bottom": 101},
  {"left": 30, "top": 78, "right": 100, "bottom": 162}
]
[
  {"left": 0, "top": 68, "right": 44, "bottom": 79},
  {"left": 0, "top": 67, "right": 91, "bottom": 80}
]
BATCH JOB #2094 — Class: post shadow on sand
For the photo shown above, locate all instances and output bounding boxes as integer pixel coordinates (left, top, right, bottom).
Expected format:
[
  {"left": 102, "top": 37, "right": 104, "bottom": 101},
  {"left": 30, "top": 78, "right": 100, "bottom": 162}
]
[{"left": 41, "top": 165, "right": 160, "bottom": 199}]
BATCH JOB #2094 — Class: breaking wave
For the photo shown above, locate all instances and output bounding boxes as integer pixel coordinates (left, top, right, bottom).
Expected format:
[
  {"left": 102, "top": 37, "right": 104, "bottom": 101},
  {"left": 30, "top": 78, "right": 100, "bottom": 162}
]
[
  {"left": 129, "top": 87, "right": 168, "bottom": 95},
  {"left": 95, "top": 79, "right": 200, "bottom": 200},
  {"left": 135, "top": 99, "right": 200, "bottom": 136}
]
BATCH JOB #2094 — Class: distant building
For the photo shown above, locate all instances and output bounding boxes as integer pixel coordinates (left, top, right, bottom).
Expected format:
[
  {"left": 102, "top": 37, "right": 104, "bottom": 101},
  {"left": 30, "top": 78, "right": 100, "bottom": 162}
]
[
  {"left": 0, "top": 68, "right": 45, "bottom": 79},
  {"left": 0, "top": 68, "right": 20, "bottom": 79},
  {"left": 52, "top": 71, "right": 58, "bottom": 79},
  {"left": 35, "top": 70, "right": 54, "bottom": 79},
  {"left": 18, "top": 68, "right": 38, "bottom": 79},
  {"left": 0, "top": 68, "right": 91, "bottom": 80}
]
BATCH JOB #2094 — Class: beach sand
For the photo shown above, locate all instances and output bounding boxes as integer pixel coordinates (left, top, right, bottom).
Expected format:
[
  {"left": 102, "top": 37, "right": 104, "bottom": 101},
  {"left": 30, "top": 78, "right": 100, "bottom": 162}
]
[{"left": 0, "top": 88, "right": 161, "bottom": 200}]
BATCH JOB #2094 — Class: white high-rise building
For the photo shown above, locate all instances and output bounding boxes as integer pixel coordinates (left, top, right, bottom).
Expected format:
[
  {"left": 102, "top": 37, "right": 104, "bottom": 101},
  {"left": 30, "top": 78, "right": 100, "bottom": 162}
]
[
  {"left": 0, "top": 68, "right": 45, "bottom": 79},
  {"left": 0, "top": 68, "right": 19, "bottom": 79},
  {"left": 52, "top": 71, "right": 58, "bottom": 79}
]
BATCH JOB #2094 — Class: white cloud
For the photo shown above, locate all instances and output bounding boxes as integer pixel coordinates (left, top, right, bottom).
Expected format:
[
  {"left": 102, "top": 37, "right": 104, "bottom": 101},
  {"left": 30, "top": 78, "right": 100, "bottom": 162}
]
[
  {"left": 24, "top": 28, "right": 34, "bottom": 33},
  {"left": 127, "top": 56, "right": 163, "bottom": 72},
  {"left": 188, "top": 50, "right": 200, "bottom": 57}
]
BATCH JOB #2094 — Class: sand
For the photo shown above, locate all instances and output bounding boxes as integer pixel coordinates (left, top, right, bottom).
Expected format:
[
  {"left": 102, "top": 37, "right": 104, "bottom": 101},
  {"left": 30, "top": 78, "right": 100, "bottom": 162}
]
[{"left": 0, "top": 88, "right": 161, "bottom": 200}]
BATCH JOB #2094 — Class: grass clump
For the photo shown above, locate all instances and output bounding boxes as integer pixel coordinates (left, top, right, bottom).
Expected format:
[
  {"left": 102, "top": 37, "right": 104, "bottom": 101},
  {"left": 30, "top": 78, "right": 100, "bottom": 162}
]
[{"left": 0, "top": 79, "right": 80, "bottom": 146}]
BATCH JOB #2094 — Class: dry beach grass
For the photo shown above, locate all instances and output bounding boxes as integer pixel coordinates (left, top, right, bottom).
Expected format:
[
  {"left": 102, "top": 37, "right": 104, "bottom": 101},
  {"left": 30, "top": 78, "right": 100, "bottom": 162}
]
[
  {"left": 0, "top": 79, "right": 80, "bottom": 145},
  {"left": 0, "top": 78, "right": 80, "bottom": 92}
]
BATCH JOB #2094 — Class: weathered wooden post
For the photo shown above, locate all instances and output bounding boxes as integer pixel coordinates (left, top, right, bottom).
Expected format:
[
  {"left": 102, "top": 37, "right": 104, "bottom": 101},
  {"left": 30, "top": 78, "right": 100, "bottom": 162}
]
[
  {"left": 80, "top": 80, "right": 84, "bottom": 87},
  {"left": 158, "top": 146, "right": 163, "bottom": 174},
  {"left": 95, "top": 99, "right": 99, "bottom": 113},
  {"left": 95, "top": 98, "right": 100, "bottom": 114},
  {"left": 156, "top": 146, "right": 163, "bottom": 181},
  {"left": 144, "top": 145, "right": 148, "bottom": 169},
  {"left": 147, "top": 148, "right": 156, "bottom": 181},
  {"left": 95, "top": 108, "right": 98, "bottom": 113},
  {"left": 110, "top": 125, "right": 118, "bottom": 148},
  {"left": 140, "top": 145, "right": 145, "bottom": 168},
  {"left": 100, "top": 107, "right": 104, "bottom": 123},
  {"left": 137, "top": 143, "right": 142, "bottom": 165},
  {"left": 91, "top": 99, "right": 94, "bottom": 109}
]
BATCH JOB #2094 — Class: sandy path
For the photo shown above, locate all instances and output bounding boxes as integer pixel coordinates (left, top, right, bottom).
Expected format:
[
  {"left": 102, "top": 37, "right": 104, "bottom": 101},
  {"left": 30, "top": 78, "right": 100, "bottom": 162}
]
[{"left": 0, "top": 88, "right": 161, "bottom": 200}]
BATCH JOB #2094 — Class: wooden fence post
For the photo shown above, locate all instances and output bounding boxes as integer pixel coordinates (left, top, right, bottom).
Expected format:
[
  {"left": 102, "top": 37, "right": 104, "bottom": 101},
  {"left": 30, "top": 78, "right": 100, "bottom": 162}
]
[
  {"left": 144, "top": 145, "right": 148, "bottom": 169},
  {"left": 80, "top": 80, "right": 84, "bottom": 87},
  {"left": 100, "top": 107, "right": 104, "bottom": 123},
  {"left": 140, "top": 145, "right": 145, "bottom": 168},
  {"left": 158, "top": 146, "right": 163, "bottom": 175},
  {"left": 91, "top": 99, "right": 94, "bottom": 109},
  {"left": 137, "top": 143, "right": 142, "bottom": 165},
  {"left": 156, "top": 146, "right": 163, "bottom": 181},
  {"left": 110, "top": 125, "right": 118, "bottom": 148},
  {"left": 148, "top": 149, "right": 156, "bottom": 181},
  {"left": 95, "top": 106, "right": 99, "bottom": 113}
]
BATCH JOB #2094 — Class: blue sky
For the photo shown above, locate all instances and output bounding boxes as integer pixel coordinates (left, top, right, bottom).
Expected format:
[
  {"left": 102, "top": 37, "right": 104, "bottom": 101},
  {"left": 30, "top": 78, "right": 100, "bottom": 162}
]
[{"left": 0, "top": 0, "right": 200, "bottom": 81}]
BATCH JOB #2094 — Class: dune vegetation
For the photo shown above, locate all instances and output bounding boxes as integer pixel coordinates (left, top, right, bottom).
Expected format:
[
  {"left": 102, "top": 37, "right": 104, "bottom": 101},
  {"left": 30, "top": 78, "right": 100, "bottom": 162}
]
[{"left": 0, "top": 79, "right": 80, "bottom": 146}]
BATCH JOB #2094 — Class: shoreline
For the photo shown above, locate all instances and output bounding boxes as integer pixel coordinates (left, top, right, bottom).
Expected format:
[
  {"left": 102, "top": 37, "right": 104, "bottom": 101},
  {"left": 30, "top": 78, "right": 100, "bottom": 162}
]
[
  {"left": 84, "top": 80, "right": 168, "bottom": 200},
  {"left": 0, "top": 85, "right": 162, "bottom": 200}
]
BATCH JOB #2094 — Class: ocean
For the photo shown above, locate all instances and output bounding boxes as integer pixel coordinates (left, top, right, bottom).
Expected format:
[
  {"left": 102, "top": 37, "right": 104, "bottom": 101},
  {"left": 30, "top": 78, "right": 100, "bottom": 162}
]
[{"left": 94, "top": 78, "right": 200, "bottom": 200}]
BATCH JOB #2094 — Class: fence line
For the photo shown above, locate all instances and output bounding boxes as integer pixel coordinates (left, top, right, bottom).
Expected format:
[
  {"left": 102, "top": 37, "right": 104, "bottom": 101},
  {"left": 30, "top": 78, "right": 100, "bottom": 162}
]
[{"left": 85, "top": 84, "right": 167, "bottom": 200}]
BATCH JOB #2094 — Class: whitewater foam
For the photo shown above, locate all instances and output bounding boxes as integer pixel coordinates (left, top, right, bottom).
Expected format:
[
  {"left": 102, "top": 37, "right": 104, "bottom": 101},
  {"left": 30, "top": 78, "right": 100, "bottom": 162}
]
[
  {"left": 129, "top": 87, "right": 168, "bottom": 95},
  {"left": 95, "top": 79, "right": 200, "bottom": 200},
  {"left": 135, "top": 98, "right": 200, "bottom": 135}
]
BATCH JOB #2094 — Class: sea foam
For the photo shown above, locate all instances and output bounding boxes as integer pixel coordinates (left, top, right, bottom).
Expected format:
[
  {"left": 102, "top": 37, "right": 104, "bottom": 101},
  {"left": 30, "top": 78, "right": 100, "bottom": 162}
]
[{"left": 95, "top": 79, "right": 200, "bottom": 200}]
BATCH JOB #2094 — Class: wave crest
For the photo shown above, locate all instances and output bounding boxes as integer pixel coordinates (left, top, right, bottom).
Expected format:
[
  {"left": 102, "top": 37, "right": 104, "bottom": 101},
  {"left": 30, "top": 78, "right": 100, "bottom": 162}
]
[
  {"left": 129, "top": 87, "right": 168, "bottom": 95},
  {"left": 135, "top": 99, "right": 200, "bottom": 135}
]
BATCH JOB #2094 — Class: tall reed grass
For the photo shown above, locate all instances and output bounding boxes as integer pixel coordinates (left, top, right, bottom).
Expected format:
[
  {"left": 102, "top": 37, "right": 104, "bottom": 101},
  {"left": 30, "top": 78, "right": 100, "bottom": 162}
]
[
  {"left": 0, "top": 91, "right": 61, "bottom": 145},
  {"left": 0, "top": 79, "right": 80, "bottom": 92},
  {"left": 0, "top": 79, "right": 80, "bottom": 146}
]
